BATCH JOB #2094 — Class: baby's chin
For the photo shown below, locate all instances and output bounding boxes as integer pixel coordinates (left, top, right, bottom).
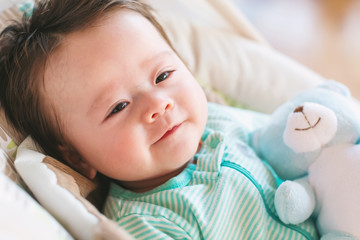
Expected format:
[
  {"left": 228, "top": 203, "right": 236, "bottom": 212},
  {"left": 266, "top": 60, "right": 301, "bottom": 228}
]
[{"left": 153, "top": 139, "right": 201, "bottom": 177}]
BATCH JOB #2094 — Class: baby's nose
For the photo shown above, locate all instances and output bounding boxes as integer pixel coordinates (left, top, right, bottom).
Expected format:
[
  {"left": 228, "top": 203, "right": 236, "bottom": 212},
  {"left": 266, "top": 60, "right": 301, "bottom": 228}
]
[
  {"left": 150, "top": 102, "right": 173, "bottom": 121},
  {"left": 143, "top": 95, "right": 174, "bottom": 123}
]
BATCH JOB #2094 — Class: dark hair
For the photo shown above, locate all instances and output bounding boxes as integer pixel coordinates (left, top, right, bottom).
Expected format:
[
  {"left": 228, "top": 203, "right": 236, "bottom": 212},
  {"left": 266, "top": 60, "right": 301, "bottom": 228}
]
[{"left": 0, "top": 0, "right": 171, "bottom": 161}]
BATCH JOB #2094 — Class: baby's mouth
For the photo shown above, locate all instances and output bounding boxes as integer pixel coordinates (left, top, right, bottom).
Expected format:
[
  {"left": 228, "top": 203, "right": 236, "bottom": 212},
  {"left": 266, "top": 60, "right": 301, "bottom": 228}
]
[{"left": 156, "top": 123, "right": 182, "bottom": 143}]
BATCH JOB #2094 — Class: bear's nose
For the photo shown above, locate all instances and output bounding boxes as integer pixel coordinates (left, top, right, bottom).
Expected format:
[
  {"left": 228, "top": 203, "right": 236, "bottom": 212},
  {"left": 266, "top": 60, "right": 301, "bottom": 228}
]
[{"left": 294, "top": 106, "right": 303, "bottom": 113}]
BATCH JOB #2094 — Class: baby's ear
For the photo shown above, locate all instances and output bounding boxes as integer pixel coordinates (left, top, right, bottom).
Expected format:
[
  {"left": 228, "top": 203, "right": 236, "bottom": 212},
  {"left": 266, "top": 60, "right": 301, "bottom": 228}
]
[{"left": 58, "top": 145, "right": 97, "bottom": 179}]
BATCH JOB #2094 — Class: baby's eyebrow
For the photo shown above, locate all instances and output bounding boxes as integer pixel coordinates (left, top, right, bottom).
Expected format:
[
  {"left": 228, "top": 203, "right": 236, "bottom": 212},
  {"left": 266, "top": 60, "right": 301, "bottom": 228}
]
[
  {"left": 87, "top": 81, "right": 118, "bottom": 118},
  {"left": 140, "top": 50, "right": 173, "bottom": 69}
]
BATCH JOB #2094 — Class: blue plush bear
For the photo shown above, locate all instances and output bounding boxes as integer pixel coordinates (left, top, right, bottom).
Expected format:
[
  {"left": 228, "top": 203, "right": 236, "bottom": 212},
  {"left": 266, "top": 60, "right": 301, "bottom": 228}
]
[{"left": 250, "top": 81, "right": 360, "bottom": 240}]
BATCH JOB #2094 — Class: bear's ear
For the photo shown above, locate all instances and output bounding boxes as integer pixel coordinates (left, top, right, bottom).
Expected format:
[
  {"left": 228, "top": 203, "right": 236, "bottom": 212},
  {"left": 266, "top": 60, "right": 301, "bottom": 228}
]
[{"left": 318, "top": 80, "right": 351, "bottom": 98}]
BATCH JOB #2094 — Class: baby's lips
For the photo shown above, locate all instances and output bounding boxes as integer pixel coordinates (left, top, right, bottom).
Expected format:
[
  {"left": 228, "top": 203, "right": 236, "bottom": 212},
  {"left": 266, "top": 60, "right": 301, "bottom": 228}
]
[{"left": 155, "top": 123, "right": 182, "bottom": 143}]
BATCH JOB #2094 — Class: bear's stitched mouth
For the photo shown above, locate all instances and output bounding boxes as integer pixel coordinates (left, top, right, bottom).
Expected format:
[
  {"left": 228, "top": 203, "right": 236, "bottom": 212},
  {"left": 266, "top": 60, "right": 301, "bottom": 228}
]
[{"left": 295, "top": 117, "right": 321, "bottom": 131}]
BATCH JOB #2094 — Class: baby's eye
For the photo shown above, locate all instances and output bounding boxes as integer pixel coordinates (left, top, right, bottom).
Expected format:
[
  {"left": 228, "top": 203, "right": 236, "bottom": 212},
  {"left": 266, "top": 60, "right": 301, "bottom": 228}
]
[
  {"left": 108, "top": 101, "right": 129, "bottom": 117},
  {"left": 155, "top": 71, "right": 172, "bottom": 84}
]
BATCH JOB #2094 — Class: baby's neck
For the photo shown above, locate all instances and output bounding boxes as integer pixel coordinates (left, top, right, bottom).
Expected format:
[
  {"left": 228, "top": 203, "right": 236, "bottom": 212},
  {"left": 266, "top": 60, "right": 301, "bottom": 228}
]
[{"left": 118, "top": 159, "right": 193, "bottom": 193}]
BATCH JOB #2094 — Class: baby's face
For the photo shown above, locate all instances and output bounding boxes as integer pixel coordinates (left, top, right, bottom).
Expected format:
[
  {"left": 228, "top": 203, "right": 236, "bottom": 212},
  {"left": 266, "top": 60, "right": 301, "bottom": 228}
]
[{"left": 44, "top": 10, "right": 208, "bottom": 187}]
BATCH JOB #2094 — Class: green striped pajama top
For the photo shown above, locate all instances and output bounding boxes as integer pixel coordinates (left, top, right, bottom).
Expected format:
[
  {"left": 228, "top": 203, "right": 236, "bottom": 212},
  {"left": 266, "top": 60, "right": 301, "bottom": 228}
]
[{"left": 104, "top": 103, "right": 318, "bottom": 239}]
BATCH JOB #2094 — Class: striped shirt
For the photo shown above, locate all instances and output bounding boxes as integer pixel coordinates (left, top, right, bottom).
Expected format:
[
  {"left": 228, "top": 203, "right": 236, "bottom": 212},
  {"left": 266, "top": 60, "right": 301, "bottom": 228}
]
[{"left": 104, "top": 103, "right": 318, "bottom": 239}]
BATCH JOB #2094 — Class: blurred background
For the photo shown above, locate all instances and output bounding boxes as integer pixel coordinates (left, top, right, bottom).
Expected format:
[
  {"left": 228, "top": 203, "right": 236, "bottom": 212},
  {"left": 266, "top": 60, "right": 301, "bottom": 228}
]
[
  {"left": 232, "top": 0, "right": 360, "bottom": 99},
  {"left": 1, "top": 0, "right": 359, "bottom": 98}
]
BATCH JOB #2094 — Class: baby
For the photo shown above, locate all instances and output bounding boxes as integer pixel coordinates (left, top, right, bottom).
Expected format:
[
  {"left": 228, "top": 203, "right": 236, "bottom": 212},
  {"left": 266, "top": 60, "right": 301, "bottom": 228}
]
[{"left": 0, "top": 0, "right": 318, "bottom": 239}]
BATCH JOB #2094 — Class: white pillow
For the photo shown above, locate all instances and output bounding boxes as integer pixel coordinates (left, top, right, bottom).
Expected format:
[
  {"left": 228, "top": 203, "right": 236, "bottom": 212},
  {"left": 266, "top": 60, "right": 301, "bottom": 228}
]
[{"left": 0, "top": 171, "right": 73, "bottom": 240}]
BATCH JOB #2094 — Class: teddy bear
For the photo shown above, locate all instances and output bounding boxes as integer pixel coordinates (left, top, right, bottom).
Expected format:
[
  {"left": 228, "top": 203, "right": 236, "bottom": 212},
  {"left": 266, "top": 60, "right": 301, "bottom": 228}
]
[{"left": 250, "top": 80, "right": 360, "bottom": 240}]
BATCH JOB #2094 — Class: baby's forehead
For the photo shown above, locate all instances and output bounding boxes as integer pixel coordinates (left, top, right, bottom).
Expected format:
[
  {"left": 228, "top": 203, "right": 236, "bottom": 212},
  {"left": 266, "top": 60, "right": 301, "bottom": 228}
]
[{"left": 42, "top": 9, "right": 174, "bottom": 113}]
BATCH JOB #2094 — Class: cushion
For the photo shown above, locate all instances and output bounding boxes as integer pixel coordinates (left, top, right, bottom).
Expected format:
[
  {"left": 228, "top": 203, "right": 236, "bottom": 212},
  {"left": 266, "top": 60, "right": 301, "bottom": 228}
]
[{"left": 15, "top": 138, "right": 133, "bottom": 240}]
